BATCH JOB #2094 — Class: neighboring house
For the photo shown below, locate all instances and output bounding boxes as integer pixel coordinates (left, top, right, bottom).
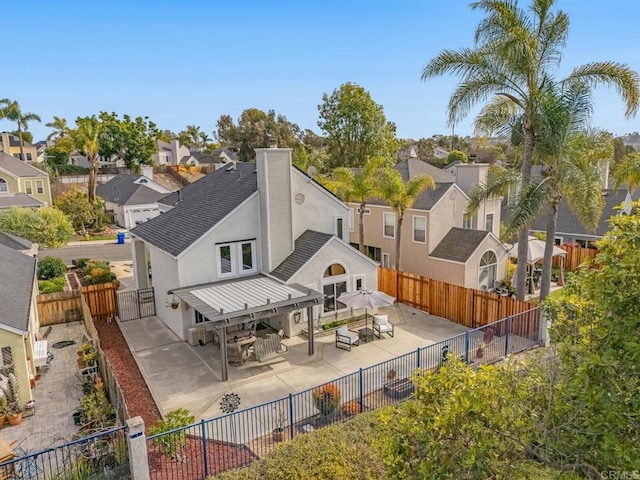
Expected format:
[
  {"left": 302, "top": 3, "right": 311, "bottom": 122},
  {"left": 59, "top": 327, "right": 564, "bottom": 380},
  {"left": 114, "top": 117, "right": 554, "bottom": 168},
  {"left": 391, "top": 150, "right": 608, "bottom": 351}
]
[
  {"left": 34, "top": 140, "right": 47, "bottom": 164},
  {"left": 68, "top": 151, "right": 124, "bottom": 169},
  {"left": 152, "top": 140, "right": 198, "bottom": 167},
  {"left": 0, "top": 151, "right": 52, "bottom": 209},
  {"left": 191, "top": 147, "right": 239, "bottom": 170},
  {"left": 130, "top": 146, "right": 378, "bottom": 377},
  {"left": 442, "top": 159, "right": 462, "bottom": 176},
  {"left": 0, "top": 231, "right": 38, "bottom": 256},
  {"left": 96, "top": 172, "right": 170, "bottom": 229},
  {"left": 0, "top": 132, "right": 38, "bottom": 162},
  {"left": 0, "top": 242, "right": 39, "bottom": 411},
  {"left": 347, "top": 159, "right": 507, "bottom": 290},
  {"left": 526, "top": 189, "right": 637, "bottom": 248},
  {"left": 433, "top": 146, "right": 449, "bottom": 159}
]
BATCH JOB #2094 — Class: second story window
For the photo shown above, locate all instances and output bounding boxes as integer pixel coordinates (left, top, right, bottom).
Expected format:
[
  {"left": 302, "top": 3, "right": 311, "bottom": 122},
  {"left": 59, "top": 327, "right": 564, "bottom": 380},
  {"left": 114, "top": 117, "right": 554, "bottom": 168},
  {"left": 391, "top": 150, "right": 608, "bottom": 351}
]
[
  {"left": 25, "top": 181, "right": 32, "bottom": 195},
  {"left": 0, "top": 178, "right": 7, "bottom": 193},
  {"left": 485, "top": 213, "right": 494, "bottom": 233},
  {"left": 335, "top": 217, "right": 345, "bottom": 239},
  {"left": 216, "top": 240, "right": 257, "bottom": 278},
  {"left": 383, "top": 212, "right": 395, "bottom": 238},
  {"left": 413, "top": 216, "right": 426, "bottom": 243},
  {"left": 36, "top": 180, "right": 44, "bottom": 194},
  {"left": 26, "top": 153, "right": 32, "bottom": 161}
]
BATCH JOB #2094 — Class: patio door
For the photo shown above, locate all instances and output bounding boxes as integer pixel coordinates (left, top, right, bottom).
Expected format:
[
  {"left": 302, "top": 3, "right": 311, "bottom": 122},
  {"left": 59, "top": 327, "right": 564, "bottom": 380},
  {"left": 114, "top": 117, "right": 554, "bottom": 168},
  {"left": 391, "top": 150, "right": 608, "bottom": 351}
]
[{"left": 323, "top": 281, "right": 347, "bottom": 313}]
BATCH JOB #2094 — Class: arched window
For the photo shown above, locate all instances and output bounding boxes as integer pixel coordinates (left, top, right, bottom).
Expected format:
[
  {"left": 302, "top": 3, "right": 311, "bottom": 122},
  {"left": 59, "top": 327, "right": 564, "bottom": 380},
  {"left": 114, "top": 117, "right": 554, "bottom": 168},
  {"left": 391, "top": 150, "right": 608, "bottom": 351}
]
[
  {"left": 322, "top": 263, "right": 348, "bottom": 313},
  {"left": 478, "top": 251, "right": 498, "bottom": 291},
  {"left": 0, "top": 178, "right": 7, "bottom": 193}
]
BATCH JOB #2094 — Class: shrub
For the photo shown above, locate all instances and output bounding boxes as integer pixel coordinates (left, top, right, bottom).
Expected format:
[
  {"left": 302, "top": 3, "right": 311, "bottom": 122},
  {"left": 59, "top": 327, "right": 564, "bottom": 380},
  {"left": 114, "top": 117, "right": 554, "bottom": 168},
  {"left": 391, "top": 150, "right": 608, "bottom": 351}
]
[
  {"left": 37, "top": 256, "right": 68, "bottom": 280},
  {"left": 342, "top": 401, "right": 361, "bottom": 417},
  {"left": 312, "top": 383, "right": 341, "bottom": 415},
  {"left": 149, "top": 408, "right": 195, "bottom": 459},
  {"left": 321, "top": 319, "right": 349, "bottom": 330},
  {"left": 38, "top": 277, "right": 66, "bottom": 294},
  {"left": 84, "top": 268, "right": 116, "bottom": 285}
]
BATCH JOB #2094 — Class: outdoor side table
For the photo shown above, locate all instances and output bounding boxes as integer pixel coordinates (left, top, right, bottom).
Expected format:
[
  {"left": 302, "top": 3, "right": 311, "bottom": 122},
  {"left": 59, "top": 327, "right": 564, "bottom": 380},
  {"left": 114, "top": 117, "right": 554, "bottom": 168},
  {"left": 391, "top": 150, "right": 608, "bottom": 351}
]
[{"left": 358, "top": 327, "right": 374, "bottom": 343}]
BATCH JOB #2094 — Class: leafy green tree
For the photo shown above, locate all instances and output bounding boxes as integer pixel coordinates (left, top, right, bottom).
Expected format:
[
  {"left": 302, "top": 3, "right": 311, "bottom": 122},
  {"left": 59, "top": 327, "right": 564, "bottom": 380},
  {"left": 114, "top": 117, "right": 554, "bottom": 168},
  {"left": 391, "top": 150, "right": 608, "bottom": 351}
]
[
  {"left": 72, "top": 116, "right": 102, "bottom": 202},
  {"left": 415, "top": 137, "right": 435, "bottom": 161},
  {"left": 98, "top": 112, "right": 159, "bottom": 171},
  {"left": 379, "top": 169, "right": 434, "bottom": 269},
  {"left": 0, "top": 207, "right": 73, "bottom": 247},
  {"left": 321, "top": 158, "right": 386, "bottom": 253},
  {"left": 613, "top": 151, "right": 640, "bottom": 191},
  {"left": 46, "top": 136, "right": 75, "bottom": 169},
  {"left": 45, "top": 116, "right": 70, "bottom": 142},
  {"left": 447, "top": 149, "right": 468, "bottom": 164},
  {"left": 422, "top": 0, "right": 640, "bottom": 300},
  {"left": 0, "top": 99, "right": 41, "bottom": 161},
  {"left": 54, "top": 187, "right": 97, "bottom": 232},
  {"left": 37, "top": 256, "right": 68, "bottom": 280},
  {"left": 317, "top": 82, "right": 398, "bottom": 169}
]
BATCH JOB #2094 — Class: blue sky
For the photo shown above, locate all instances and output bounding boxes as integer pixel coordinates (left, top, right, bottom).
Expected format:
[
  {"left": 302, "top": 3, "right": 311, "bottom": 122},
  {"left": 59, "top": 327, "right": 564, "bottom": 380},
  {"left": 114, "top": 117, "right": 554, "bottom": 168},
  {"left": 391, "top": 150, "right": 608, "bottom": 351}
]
[{"left": 2, "top": 0, "right": 640, "bottom": 143}]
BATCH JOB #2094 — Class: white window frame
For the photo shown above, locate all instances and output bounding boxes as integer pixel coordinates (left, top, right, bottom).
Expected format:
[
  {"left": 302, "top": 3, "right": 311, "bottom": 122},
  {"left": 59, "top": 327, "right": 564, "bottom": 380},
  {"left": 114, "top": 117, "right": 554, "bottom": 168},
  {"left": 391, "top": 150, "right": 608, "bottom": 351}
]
[
  {"left": 0, "top": 179, "right": 8, "bottom": 193},
  {"left": 36, "top": 180, "right": 44, "bottom": 194},
  {"left": 335, "top": 215, "right": 346, "bottom": 239},
  {"left": 348, "top": 208, "right": 355, "bottom": 232},
  {"left": 478, "top": 250, "right": 498, "bottom": 291},
  {"left": 383, "top": 212, "right": 395, "bottom": 239},
  {"left": 382, "top": 253, "right": 390, "bottom": 268},
  {"left": 485, "top": 213, "right": 494, "bottom": 232},
  {"left": 216, "top": 240, "right": 257, "bottom": 278},
  {"left": 321, "top": 263, "right": 349, "bottom": 314},
  {"left": 353, "top": 274, "right": 365, "bottom": 291},
  {"left": 412, "top": 215, "right": 427, "bottom": 244},
  {"left": 24, "top": 180, "right": 32, "bottom": 195}
]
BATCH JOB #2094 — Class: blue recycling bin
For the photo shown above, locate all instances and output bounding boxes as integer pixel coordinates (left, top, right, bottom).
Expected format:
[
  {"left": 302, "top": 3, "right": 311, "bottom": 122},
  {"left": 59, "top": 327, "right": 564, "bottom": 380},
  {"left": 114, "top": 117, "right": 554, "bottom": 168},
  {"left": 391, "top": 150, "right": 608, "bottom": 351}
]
[{"left": 117, "top": 232, "right": 125, "bottom": 245}]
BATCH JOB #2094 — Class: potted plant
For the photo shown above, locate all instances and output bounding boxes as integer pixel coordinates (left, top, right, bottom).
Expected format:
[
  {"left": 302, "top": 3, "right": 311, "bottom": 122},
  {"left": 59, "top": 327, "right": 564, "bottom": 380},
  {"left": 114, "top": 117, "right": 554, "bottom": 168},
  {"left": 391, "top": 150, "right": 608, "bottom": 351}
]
[
  {"left": 84, "top": 351, "right": 98, "bottom": 367},
  {"left": 476, "top": 343, "right": 485, "bottom": 359},
  {"left": 272, "top": 407, "right": 286, "bottom": 442},
  {"left": 7, "top": 404, "right": 23, "bottom": 426},
  {"left": 312, "top": 383, "right": 341, "bottom": 417},
  {"left": 482, "top": 327, "right": 495, "bottom": 344},
  {"left": 0, "top": 397, "right": 7, "bottom": 428},
  {"left": 342, "top": 401, "right": 361, "bottom": 417}
]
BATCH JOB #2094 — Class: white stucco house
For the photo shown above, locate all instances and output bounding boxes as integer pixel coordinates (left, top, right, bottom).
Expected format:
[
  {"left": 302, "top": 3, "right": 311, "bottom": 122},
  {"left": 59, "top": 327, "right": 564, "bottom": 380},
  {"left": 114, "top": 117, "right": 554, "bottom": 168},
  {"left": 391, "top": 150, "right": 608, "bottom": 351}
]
[
  {"left": 97, "top": 172, "right": 170, "bottom": 229},
  {"left": 130, "top": 146, "right": 378, "bottom": 380}
]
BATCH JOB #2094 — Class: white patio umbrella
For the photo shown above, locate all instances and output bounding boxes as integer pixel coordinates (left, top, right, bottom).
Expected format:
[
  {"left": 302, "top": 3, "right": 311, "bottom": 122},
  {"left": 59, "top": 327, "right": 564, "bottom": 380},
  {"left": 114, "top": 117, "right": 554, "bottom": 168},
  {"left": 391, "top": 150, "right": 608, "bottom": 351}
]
[
  {"left": 508, "top": 236, "right": 566, "bottom": 264},
  {"left": 337, "top": 290, "right": 396, "bottom": 331}
]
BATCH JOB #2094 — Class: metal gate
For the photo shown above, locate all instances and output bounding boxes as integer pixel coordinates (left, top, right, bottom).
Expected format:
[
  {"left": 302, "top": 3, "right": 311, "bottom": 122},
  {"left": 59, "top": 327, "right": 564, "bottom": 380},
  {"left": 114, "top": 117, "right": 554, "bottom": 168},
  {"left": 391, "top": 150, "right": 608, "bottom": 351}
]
[{"left": 116, "top": 287, "right": 156, "bottom": 321}]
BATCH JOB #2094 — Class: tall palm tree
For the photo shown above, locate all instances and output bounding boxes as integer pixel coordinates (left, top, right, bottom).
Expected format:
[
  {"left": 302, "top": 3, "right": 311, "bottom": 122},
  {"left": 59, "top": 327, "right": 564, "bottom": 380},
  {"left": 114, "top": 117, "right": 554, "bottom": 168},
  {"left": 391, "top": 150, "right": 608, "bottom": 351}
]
[
  {"left": 379, "top": 169, "right": 435, "bottom": 270},
  {"left": 198, "top": 132, "right": 212, "bottom": 150},
  {"left": 0, "top": 99, "right": 41, "bottom": 161},
  {"left": 613, "top": 152, "right": 640, "bottom": 192},
  {"left": 73, "top": 116, "right": 102, "bottom": 202},
  {"left": 46, "top": 116, "right": 70, "bottom": 142},
  {"left": 321, "top": 157, "right": 386, "bottom": 253},
  {"left": 468, "top": 82, "right": 611, "bottom": 299},
  {"left": 422, "top": 0, "right": 639, "bottom": 300}
]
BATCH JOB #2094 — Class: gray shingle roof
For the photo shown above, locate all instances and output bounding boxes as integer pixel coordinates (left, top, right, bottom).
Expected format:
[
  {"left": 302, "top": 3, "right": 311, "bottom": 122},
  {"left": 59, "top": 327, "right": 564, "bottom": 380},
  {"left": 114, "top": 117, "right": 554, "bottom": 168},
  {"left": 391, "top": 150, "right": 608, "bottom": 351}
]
[
  {"left": 0, "top": 231, "right": 32, "bottom": 250},
  {"left": 0, "top": 243, "right": 36, "bottom": 332},
  {"left": 97, "top": 174, "right": 167, "bottom": 206},
  {"left": 368, "top": 182, "right": 454, "bottom": 211},
  {"left": 0, "top": 151, "right": 49, "bottom": 177},
  {"left": 271, "top": 230, "right": 334, "bottom": 281},
  {"left": 131, "top": 162, "right": 258, "bottom": 257},
  {"left": 527, "top": 189, "right": 638, "bottom": 238},
  {"left": 429, "top": 227, "right": 490, "bottom": 263},
  {"left": 395, "top": 158, "right": 456, "bottom": 183},
  {"left": 0, "top": 193, "right": 44, "bottom": 209}
]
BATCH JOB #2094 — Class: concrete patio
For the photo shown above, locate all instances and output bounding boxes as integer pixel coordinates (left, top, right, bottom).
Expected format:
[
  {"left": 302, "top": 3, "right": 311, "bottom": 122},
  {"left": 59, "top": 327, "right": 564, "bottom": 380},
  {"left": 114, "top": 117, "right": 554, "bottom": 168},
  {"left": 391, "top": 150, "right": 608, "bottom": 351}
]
[{"left": 118, "top": 304, "right": 470, "bottom": 421}]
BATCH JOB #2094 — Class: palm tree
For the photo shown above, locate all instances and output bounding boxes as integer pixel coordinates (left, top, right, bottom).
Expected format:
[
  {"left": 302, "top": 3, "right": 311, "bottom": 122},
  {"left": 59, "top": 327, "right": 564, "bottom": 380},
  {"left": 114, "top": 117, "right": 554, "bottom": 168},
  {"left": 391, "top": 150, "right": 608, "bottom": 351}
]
[
  {"left": 198, "top": 132, "right": 212, "bottom": 150},
  {"left": 0, "top": 99, "right": 41, "bottom": 161},
  {"left": 468, "top": 82, "right": 611, "bottom": 299},
  {"left": 321, "top": 157, "right": 386, "bottom": 253},
  {"left": 72, "top": 116, "right": 102, "bottom": 202},
  {"left": 46, "top": 116, "right": 70, "bottom": 142},
  {"left": 379, "top": 169, "right": 435, "bottom": 270},
  {"left": 422, "top": 0, "right": 639, "bottom": 299},
  {"left": 613, "top": 152, "right": 640, "bottom": 192}
]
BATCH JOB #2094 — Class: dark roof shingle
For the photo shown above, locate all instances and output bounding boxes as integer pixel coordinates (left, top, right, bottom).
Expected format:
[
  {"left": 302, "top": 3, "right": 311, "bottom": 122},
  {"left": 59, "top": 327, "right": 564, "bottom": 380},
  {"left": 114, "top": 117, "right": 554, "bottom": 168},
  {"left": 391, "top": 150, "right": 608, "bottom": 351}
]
[
  {"left": 131, "top": 162, "right": 258, "bottom": 257},
  {"left": 0, "top": 243, "right": 36, "bottom": 332},
  {"left": 0, "top": 151, "right": 49, "bottom": 177},
  {"left": 271, "top": 230, "right": 334, "bottom": 281},
  {"left": 0, "top": 231, "right": 32, "bottom": 250},
  {"left": 429, "top": 227, "right": 491, "bottom": 262},
  {"left": 97, "top": 174, "right": 167, "bottom": 206},
  {"left": 0, "top": 193, "right": 44, "bottom": 209}
]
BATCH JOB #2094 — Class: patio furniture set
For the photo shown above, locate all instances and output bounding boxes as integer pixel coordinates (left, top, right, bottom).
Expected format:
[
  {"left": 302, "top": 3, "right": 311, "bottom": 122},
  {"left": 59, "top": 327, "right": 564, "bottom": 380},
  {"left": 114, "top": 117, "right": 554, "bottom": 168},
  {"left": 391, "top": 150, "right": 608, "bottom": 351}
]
[{"left": 335, "top": 314, "right": 395, "bottom": 351}]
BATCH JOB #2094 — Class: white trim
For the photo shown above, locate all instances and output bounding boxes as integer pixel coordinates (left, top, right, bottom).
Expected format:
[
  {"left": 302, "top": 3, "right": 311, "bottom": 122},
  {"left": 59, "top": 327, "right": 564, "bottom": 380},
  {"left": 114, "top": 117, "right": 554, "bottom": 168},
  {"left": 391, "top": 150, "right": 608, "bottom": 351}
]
[
  {"left": 321, "top": 261, "right": 350, "bottom": 315},
  {"left": 352, "top": 274, "right": 365, "bottom": 291},
  {"left": 485, "top": 212, "right": 494, "bottom": 232},
  {"left": 348, "top": 208, "right": 355, "bottom": 232},
  {"left": 216, "top": 240, "right": 258, "bottom": 279},
  {"left": 478, "top": 248, "right": 498, "bottom": 290},
  {"left": 412, "top": 215, "right": 427, "bottom": 244},
  {"left": 335, "top": 215, "right": 346, "bottom": 240},
  {"left": 383, "top": 212, "right": 395, "bottom": 239},
  {"left": 382, "top": 252, "right": 390, "bottom": 268}
]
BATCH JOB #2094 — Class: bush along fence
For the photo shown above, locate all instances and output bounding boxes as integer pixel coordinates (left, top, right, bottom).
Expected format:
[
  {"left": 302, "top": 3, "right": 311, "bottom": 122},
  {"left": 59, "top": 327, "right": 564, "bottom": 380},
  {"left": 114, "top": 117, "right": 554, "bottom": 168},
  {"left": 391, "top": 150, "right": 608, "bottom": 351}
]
[{"left": 143, "top": 308, "right": 541, "bottom": 480}]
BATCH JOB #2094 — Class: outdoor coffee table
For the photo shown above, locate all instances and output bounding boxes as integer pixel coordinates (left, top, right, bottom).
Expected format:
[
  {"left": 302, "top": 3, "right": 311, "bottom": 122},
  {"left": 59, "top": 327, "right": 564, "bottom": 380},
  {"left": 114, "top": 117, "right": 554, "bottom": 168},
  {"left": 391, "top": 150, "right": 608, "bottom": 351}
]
[{"left": 358, "top": 327, "right": 374, "bottom": 343}]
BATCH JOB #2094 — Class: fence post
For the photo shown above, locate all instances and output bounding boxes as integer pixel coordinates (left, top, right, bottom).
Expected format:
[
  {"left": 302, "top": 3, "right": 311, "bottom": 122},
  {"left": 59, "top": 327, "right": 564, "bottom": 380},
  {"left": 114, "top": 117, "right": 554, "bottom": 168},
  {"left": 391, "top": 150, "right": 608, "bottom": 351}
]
[
  {"left": 288, "top": 394, "right": 295, "bottom": 440},
  {"left": 358, "top": 368, "right": 364, "bottom": 413},
  {"left": 201, "top": 418, "right": 209, "bottom": 477},
  {"left": 136, "top": 290, "right": 142, "bottom": 319},
  {"left": 504, "top": 316, "right": 510, "bottom": 356},
  {"left": 416, "top": 347, "right": 420, "bottom": 369},
  {"left": 127, "top": 416, "right": 150, "bottom": 480},
  {"left": 464, "top": 331, "right": 470, "bottom": 364}
]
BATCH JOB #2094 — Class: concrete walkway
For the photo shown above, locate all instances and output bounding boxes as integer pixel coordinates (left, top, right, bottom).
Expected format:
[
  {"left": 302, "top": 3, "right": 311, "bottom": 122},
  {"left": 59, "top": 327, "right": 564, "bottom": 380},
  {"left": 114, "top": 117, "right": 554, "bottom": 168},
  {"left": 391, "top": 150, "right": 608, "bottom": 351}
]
[{"left": 118, "top": 304, "right": 470, "bottom": 421}]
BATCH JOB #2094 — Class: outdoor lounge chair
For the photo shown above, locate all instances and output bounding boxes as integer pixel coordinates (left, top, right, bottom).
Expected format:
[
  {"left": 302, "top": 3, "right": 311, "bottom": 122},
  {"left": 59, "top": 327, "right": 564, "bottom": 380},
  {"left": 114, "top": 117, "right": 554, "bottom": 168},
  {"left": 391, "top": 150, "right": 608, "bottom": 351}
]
[
  {"left": 373, "top": 315, "right": 394, "bottom": 339},
  {"left": 335, "top": 326, "right": 359, "bottom": 351}
]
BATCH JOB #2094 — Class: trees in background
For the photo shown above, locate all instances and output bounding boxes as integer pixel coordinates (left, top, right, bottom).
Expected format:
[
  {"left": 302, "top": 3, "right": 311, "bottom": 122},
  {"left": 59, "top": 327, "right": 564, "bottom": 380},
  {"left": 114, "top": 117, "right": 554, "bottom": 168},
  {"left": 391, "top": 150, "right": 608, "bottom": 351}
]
[
  {"left": 45, "top": 116, "right": 70, "bottom": 142},
  {"left": 318, "top": 82, "right": 397, "bottom": 169},
  {"left": 446, "top": 149, "right": 468, "bottom": 164},
  {"left": 423, "top": 0, "right": 640, "bottom": 300},
  {"left": 0, "top": 98, "right": 41, "bottom": 161},
  {"left": 54, "top": 187, "right": 97, "bottom": 233},
  {"left": 98, "top": 112, "right": 159, "bottom": 171},
  {"left": 72, "top": 116, "right": 102, "bottom": 202},
  {"left": 0, "top": 207, "right": 73, "bottom": 247}
]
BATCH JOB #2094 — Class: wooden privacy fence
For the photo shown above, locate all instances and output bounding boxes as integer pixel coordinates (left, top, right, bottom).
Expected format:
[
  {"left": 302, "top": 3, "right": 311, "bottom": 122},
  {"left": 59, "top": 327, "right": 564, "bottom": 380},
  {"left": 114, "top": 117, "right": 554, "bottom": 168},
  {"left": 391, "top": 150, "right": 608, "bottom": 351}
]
[
  {"left": 553, "top": 244, "right": 600, "bottom": 270},
  {"left": 36, "top": 291, "right": 83, "bottom": 326},
  {"left": 81, "top": 282, "right": 118, "bottom": 322},
  {"left": 378, "top": 267, "right": 538, "bottom": 331}
]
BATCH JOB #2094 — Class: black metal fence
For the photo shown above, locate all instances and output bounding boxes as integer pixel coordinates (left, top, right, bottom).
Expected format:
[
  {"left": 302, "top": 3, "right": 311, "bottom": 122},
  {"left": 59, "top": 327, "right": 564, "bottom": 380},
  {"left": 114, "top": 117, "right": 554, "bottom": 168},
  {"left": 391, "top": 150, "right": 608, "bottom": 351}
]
[{"left": 117, "top": 288, "right": 156, "bottom": 321}]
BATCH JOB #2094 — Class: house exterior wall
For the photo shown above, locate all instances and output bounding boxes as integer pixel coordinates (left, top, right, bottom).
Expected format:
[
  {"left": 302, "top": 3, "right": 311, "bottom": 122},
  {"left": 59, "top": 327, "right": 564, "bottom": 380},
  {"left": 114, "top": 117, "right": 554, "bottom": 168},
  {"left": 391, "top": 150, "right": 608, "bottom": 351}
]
[
  {"left": 123, "top": 203, "right": 161, "bottom": 229},
  {"left": 463, "top": 237, "right": 509, "bottom": 289},
  {"left": 18, "top": 176, "right": 52, "bottom": 205},
  {"left": 0, "top": 172, "right": 19, "bottom": 193},
  {"left": 106, "top": 201, "right": 126, "bottom": 228},
  {"left": 286, "top": 238, "right": 378, "bottom": 336},
  {"left": 291, "top": 169, "right": 348, "bottom": 241},
  {"left": 426, "top": 186, "right": 466, "bottom": 253},
  {"left": 148, "top": 244, "right": 185, "bottom": 339},
  {"left": 423, "top": 257, "right": 467, "bottom": 285},
  {"left": 0, "top": 330, "right": 33, "bottom": 407},
  {"left": 0, "top": 133, "right": 38, "bottom": 162}
]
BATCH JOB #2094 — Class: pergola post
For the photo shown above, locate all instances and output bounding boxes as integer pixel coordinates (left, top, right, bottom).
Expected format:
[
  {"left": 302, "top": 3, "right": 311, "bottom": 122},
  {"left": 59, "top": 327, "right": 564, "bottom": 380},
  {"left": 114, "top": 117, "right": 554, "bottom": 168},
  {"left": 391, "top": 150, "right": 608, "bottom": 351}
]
[
  {"left": 219, "top": 326, "right": 228, "bottom": 381},
  {"left": 307, "top": 306, "right": 314, "bottom": 356}
]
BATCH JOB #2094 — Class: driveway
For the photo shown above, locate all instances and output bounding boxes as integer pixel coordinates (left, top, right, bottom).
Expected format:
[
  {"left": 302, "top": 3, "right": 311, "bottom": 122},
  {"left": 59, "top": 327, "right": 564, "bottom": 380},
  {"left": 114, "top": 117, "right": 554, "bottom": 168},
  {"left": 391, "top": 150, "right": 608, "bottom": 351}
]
[{"left": 118, "top": 304, "right": 470, "bottom": 420}]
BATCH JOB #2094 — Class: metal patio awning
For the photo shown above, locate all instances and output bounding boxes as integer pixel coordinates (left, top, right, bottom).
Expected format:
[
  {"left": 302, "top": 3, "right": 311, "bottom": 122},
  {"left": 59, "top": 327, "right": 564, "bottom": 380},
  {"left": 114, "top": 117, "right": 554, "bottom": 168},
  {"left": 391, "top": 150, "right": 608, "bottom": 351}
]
[{"left": 170, "top": 274, "right": 324, "bottom": 329}]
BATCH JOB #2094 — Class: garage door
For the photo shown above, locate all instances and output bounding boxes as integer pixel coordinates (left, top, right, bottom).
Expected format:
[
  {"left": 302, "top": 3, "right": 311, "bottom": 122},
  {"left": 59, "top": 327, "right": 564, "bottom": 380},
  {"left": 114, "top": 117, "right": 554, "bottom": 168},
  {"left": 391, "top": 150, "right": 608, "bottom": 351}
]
[{"left": 129, "top": 207, "right": 160, "bottom": 226}]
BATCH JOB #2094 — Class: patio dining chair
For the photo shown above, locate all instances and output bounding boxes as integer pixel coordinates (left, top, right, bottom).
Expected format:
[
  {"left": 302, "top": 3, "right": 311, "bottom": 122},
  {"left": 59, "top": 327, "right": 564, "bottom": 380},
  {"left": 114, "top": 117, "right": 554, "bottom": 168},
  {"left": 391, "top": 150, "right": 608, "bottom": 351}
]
[
  {"left": 373, "top": 315, "right": 394, "bottom": 339},
  {"left": 335, "top": 326, "right": 359, "bottom": 351}
]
